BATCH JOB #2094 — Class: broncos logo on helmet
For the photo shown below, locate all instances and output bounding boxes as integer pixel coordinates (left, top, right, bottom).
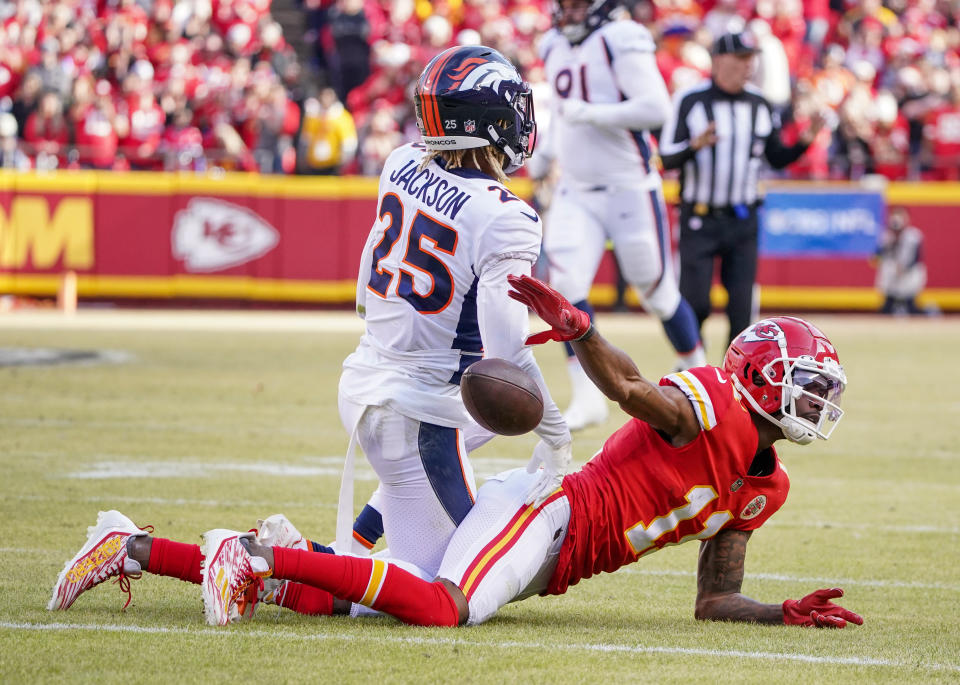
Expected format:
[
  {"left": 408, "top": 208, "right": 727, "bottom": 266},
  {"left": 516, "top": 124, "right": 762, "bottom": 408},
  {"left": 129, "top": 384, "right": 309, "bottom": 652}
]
[
  {"left": 414, "top": 45, "right": 536, "bottom": 174},
  {"left": 447, "top": 59, "right": 521, "bottom": 92}
]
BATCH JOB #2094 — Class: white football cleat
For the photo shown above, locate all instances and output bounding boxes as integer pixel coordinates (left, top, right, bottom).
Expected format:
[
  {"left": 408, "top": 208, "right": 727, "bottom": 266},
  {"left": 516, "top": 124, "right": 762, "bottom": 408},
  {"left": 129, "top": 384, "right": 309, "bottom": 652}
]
[
  {"left": 201, "top": 529, "right": 271, "bottom": 625},
  {"left": 48, "top": 510, "right": 150, "bottom": 611},
  {"left": 255, "top": 514, "right": 308, "bottom": 606},
  {"left": 256, "top": 514, "right": 308, "bottom": 550}
]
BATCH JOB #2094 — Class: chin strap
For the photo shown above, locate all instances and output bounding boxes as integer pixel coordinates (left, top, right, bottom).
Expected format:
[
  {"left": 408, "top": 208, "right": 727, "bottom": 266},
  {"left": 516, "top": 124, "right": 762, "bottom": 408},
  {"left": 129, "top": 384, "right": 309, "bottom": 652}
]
[
  {"left": 487, "top": 125, "right": 523, "bottom": 173},
  {"left": 779, "top": 416, "right": 816, "bottom": 445},
  {"left": 730, "top": 375, "right": 816, "bottom": 445}
]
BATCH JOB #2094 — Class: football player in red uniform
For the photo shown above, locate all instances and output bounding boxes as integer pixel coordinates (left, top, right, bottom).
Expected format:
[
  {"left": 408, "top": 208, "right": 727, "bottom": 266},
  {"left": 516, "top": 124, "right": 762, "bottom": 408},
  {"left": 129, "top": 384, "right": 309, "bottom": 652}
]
[
  {"left": 199, "top": 274, "right": 860, "bottom": 629},
  {"left": 49, "top": 273, "right": 861, "bottom": 629}
]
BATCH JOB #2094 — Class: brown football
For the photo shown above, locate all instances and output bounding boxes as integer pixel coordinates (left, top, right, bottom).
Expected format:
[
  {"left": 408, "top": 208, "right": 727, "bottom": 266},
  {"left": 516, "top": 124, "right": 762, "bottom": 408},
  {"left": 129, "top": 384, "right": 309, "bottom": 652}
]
[{"left": 461, "top": 358, "right": 544, "bottom": 436}]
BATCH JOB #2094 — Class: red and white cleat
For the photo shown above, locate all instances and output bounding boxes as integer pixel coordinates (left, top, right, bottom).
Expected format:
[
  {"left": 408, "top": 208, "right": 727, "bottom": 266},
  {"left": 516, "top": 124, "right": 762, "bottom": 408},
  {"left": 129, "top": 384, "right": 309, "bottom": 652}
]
[
  {"left": 48, "top": 510, "right": 151, "bottom": 611},
  {"left": 201, "top": 529, "right": 271, "bottom": 626}
]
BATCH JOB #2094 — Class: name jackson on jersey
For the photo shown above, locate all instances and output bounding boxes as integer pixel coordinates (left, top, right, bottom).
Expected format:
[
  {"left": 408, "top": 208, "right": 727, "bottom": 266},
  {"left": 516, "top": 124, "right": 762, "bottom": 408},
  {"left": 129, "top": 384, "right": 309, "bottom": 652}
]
[{"left": 388, "top": 158, "right": 472, "bottom": 221}]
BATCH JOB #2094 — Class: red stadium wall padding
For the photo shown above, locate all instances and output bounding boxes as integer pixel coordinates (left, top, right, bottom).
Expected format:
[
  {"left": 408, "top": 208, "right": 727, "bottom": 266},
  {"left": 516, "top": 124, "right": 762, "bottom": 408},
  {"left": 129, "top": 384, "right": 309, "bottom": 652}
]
[{"left": 0, "top": 172, "right": 957, "bottom": 310}]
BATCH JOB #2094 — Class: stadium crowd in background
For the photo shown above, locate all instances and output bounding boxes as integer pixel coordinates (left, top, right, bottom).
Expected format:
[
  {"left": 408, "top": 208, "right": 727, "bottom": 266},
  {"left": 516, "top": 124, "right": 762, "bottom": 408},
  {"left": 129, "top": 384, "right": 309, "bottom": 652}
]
[{"left": 2, "top": 0, "right": 960, "bottom": 179}]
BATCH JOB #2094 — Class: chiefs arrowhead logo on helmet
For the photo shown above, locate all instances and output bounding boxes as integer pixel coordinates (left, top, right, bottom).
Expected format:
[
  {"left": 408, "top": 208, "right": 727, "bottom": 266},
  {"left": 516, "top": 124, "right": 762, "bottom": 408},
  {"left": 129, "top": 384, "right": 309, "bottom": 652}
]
[
  {"left": 172, "top": 198, "right": 279, "bottom": 273},
  {"left": 741, "top": 320, "right": 783, "bottom": 343}
]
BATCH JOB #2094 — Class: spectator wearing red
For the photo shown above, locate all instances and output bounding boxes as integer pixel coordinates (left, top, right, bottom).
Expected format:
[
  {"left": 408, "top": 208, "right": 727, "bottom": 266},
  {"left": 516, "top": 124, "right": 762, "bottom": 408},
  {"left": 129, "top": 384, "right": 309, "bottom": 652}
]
[
  {"left": 119, "top": 80, "right": 165, "bottom": 170},
  {"left": 162, "top": 106, "right": 205, "bottom": 170},
  {"left": 74, "top": 80, "right": 122, "bottom": 170},
  {"left": 358, "top": 98, "right": 402, "bottom": 175},
  {"left": 801, "top": 0, "right": 831, "bottom": 52},
  {"left": 23, "top": 89, "right": 69, "bottom": 168},
  {"left": 811, "top": 44, "right": 855, "bottom": 111},
  {"left": 765, "top": 0, "right": 806, "bottom": 77},
  {"left": 375, "top": 0, "right": 422, "bottom": 48},
  {"left": 922, "top": 84, "right": 960, "bottom": 180},
  {"left": 655, "top": 22, "right": 708, "bottom": 93},
  {"left": 870, "top": 90, "right": 911, "bottom": 180},
  {"left": 702, "top": 0, "right": 746, "bottom": 41},
  {"left": 0, "top": 25, "right": 26, "bottom": 102},
  {"left": 781, "top": 82, "right": 832, "bottom": 180},
  {"left": 345, "top": 41, "right": 412, "bottom": 123}
]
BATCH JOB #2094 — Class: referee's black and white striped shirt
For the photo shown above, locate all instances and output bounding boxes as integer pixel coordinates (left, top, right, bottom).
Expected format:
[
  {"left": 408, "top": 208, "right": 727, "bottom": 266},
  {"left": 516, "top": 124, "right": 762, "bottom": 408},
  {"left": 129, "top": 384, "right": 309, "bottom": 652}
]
[{"left": 659, "top": 80, "right": 808, "bottom": 209}]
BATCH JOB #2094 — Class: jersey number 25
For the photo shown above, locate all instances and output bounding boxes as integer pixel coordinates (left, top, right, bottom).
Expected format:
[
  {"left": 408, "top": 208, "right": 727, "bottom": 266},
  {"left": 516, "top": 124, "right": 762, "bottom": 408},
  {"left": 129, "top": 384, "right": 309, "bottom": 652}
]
[{"left": 366, "top": 193, "right": 458, "bottom": 314}]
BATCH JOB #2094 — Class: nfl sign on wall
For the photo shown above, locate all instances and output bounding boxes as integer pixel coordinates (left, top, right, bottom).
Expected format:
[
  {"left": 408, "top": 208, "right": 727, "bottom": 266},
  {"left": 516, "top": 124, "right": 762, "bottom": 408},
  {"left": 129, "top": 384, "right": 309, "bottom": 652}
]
[
  {"left": 172, "top": 198, "right": 280, "bottom": 272},
  {"left": 759, "top": 188, "right": 884, "bottom": 258}
]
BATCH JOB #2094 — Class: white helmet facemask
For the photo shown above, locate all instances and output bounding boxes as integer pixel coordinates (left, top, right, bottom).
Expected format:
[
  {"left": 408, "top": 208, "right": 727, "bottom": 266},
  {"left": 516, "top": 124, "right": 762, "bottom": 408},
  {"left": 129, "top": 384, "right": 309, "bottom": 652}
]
[{"left": 731, "top": 347, "right": 846, "bottom": 445}]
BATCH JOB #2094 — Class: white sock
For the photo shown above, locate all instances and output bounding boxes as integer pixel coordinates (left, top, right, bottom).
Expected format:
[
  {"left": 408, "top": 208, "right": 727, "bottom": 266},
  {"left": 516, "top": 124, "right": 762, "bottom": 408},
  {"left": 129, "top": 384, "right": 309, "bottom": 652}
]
[{"left": 675, "top": 345, "right": 706, "bottom": 370}]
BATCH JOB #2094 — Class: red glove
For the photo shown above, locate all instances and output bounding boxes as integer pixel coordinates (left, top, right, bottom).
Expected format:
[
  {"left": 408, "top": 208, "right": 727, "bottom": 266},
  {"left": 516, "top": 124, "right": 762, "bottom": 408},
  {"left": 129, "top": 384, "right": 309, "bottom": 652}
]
[
  {"left": 506, "top": 274, "right": 592, "bottom": 345},
  {"left": 783, "top": 588, "right": 863, "bottom": 628}
]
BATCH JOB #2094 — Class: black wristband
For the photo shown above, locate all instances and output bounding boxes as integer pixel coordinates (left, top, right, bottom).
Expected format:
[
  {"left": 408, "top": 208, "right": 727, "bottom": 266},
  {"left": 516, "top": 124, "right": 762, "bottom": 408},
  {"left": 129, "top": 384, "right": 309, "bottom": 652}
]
[{"left": 574, "top": 324, "right": 596, "bottom": 342}]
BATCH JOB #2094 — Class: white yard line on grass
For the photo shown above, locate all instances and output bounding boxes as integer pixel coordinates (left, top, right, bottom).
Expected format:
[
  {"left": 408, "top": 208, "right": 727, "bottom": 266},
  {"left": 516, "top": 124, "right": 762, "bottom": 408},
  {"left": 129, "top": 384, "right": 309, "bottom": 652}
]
[
  {"left": 765, "top": 520, "right": 960, "bottom": 535},
  {"left": 1, "top": 621, "right": 958, "bottom": 674},
  {"left": 623, "top": 568, "right": 960, "bottom": 592}
]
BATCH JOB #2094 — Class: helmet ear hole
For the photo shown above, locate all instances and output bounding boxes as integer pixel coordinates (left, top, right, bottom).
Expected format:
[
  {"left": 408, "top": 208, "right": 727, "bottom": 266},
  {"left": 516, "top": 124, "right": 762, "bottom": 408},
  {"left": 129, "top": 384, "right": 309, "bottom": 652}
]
[{"left": 751, "top": 369, "right": 765, "bottom": 387}]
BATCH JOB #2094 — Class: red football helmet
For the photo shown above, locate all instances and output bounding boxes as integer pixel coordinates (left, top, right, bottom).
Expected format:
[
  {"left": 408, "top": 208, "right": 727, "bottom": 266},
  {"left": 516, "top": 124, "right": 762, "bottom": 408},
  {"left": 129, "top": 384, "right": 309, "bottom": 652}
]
[{"left": 723, "top": 317, "right": 846, "bottom": 445}]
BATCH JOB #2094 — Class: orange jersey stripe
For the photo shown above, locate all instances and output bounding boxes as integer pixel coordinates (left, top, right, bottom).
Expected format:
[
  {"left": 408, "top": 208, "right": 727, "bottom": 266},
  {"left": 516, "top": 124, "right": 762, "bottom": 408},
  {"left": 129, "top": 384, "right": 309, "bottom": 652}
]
[{"left": 460, "top": 490, "right": 564, "bottom": 599}]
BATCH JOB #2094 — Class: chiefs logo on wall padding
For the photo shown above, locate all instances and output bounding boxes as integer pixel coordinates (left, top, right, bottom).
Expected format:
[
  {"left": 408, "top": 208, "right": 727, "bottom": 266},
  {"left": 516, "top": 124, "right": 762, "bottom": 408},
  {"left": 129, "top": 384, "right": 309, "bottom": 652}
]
[{"left": 172, "top": 198, "right": 279, "bottom": 273}]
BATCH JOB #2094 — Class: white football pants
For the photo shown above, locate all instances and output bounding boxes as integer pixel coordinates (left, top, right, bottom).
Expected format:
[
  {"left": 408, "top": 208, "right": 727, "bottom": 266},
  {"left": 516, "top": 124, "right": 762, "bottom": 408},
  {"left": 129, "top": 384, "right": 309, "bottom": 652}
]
[
  {"left": 437, "top": 468, "right": 572, "bottom": 625},
  {"left": 544, "top": 181, "right": 681, "bottom": 319},
  {"left": 339, "top": 398, "right": 478, "bottom": 578}
]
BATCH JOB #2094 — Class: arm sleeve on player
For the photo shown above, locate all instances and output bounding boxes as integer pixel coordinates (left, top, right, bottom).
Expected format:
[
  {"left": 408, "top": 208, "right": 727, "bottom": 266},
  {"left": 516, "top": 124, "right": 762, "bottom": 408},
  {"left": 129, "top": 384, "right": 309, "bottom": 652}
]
[{"left": 477, "top": 257, "right": 571, "bottom": 449}]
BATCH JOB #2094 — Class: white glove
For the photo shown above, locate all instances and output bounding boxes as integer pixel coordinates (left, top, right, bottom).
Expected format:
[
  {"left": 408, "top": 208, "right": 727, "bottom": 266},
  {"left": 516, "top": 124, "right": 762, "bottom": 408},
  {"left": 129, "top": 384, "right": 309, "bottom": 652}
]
[
  {"left": 524, "top": 440, "right": 573, "bottom": 507},
  {"left": 560, "top": 98, "right": 594, "bottom": 125}
]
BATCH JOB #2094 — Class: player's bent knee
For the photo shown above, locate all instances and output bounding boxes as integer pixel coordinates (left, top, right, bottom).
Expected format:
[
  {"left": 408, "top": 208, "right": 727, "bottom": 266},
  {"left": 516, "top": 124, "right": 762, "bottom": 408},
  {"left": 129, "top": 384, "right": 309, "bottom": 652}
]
[{"left": 437, "top": 577, "right": 470, "bottom": 625}]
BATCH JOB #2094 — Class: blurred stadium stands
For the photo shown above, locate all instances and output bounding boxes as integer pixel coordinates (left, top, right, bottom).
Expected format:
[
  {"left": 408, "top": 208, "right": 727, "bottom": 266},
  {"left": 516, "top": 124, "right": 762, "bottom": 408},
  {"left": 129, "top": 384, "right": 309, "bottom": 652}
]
[{"left": 2, "top": 0, "right": 960, "bottom": 180}]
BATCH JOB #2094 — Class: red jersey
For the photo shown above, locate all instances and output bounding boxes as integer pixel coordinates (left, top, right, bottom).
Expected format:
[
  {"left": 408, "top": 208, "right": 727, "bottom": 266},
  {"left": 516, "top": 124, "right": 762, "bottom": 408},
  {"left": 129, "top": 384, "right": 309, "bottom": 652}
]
[{"left": 546, "top": 366, "right": 789, "bottom": 595}]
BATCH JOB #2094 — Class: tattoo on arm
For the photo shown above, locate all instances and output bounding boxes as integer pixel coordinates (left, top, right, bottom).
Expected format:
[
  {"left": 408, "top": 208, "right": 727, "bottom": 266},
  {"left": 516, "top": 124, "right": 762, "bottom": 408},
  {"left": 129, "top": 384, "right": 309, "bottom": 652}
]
[{"left": 695, "top": 530, "right": 784, "bottom": 624}]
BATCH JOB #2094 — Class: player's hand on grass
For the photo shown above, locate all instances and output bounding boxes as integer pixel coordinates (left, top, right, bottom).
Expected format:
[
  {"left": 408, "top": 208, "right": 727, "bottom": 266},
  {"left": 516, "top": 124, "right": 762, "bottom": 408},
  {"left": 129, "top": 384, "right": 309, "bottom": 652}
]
[
  {"left": 507, "top": 275, "right": 592, "bottom": 344},
  {"left": 524, "top": 440, "right": 572, "bottom": 507},
  {"left": 783, "top": 588, "right": 863, "bottom": 628}
]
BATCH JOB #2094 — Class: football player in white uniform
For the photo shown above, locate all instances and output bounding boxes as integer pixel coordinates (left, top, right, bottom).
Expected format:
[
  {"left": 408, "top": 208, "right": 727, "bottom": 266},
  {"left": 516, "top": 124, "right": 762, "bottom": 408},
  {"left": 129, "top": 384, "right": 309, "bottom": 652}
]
[
  {"left": 46, "top": 46, "right": 573, "bottom": 623},
  {"left": 532, "top": 0, "right": 705, "bottom": 431},
  {"left": 337, "top": 45, "right": 572, "bottom": 580}
]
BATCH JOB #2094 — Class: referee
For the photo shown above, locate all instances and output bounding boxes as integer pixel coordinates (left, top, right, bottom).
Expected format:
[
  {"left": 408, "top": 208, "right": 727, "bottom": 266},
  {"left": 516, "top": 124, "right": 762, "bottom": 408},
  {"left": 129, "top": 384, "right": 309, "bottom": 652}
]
[{"left": 659, "top": 31, "right": 825, "bottom": 346}]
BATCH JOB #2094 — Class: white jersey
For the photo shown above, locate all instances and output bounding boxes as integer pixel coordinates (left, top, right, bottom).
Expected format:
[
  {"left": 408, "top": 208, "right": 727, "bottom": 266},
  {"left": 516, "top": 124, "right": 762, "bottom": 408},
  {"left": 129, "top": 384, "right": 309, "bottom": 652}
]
[
  {"left": 341, "top": 143, "right": 544, "bottom": 428},
  {"left": 540, "top": 20, "right": 660, "bottom": 187}
]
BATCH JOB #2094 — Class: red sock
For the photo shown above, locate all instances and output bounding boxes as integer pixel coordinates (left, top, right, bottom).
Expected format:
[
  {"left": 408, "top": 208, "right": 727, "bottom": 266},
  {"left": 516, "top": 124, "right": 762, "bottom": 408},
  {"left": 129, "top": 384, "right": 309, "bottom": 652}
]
[
  {"left": 275, "top": 582, "right": 334, "bottom": 616},
  {"left": 146, "top": 538, "right": 203, "bottom": 585},
  {"left": 273, "top": 547, "right": 459, "bottom": 627}
]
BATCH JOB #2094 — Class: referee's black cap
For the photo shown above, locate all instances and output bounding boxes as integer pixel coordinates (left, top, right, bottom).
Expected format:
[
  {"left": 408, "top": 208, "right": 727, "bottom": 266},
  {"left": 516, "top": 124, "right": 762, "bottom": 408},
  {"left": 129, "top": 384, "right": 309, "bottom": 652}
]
[{"left": 711, "top": 31, "right": 760, "bottom": 56}]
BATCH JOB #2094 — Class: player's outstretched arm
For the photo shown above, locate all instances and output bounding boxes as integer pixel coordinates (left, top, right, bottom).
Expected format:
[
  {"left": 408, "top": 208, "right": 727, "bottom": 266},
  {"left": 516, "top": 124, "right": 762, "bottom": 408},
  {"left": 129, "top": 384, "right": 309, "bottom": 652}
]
[
  {"left": 507, "top": 274, "right": 699, "bottom": 443},
  {"left": 695, "top": 530, "right": 863, "bottom": 628}
]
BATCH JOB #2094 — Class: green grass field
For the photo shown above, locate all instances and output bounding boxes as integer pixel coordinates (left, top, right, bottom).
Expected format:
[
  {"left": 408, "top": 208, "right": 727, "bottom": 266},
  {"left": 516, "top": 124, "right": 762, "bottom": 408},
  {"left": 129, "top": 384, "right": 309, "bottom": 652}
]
[{"left": 1, "top": 309, "right": 958, "bottom": 684}]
